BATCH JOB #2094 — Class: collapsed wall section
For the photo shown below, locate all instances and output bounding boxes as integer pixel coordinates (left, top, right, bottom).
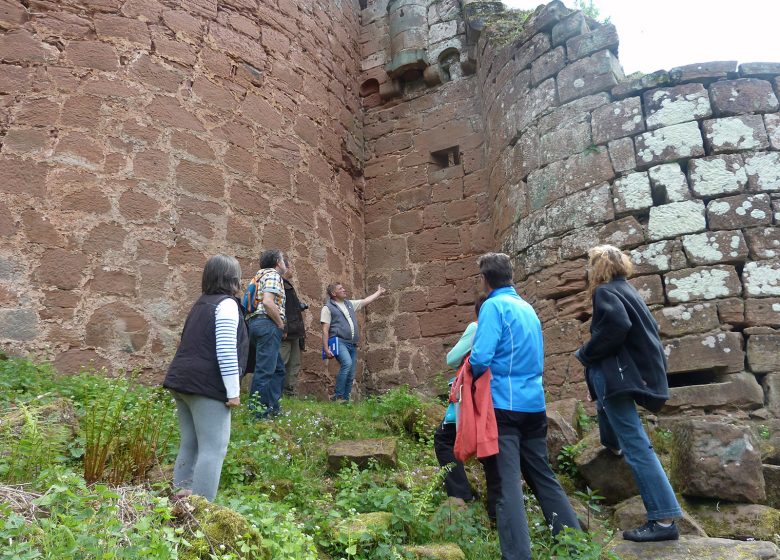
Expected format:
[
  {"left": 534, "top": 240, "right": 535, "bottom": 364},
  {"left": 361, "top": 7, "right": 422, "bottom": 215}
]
[
  {"left": 0, "top": 0, "right": 364, "bottom": 393},
  {"left": 478, "top": 1, "right": 780, "bottom": 410}
]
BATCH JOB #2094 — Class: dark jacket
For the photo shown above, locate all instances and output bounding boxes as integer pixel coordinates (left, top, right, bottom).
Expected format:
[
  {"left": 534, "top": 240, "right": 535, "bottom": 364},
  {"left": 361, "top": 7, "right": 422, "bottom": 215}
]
[
  {"left": 326, "top": 298, "right": 359, "bottom": 344},
  {"left": 164, "top": 294, "right": 249, "bottom": 402},
  {"left": 283, "top": 278, "right": 305, "bottom": 339},
  {"left": 574, "top": 277, "right": 669, "bottom": 413}
]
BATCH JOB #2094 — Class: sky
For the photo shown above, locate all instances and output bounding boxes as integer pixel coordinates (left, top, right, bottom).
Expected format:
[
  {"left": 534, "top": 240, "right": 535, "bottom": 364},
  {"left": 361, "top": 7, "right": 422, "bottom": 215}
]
[{"left": 501, "top": 0, "right": 780, "bottom": 75}]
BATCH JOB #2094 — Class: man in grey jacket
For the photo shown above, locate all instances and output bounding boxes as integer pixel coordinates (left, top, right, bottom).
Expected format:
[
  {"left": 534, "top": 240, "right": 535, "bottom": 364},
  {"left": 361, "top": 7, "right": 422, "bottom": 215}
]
[{"left": 320, "top": 282, "right": 385, "bottom": 402}]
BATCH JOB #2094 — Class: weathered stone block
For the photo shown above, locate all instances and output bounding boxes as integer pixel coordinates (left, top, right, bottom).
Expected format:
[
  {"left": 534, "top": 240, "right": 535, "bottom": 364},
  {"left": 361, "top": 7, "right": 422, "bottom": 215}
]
[
  {"left": 0, "top": 309, "right": 38, "bottom": 341},
  {"left": 745, "top": 227, "right": 780, "bottom": 260},
  {"left": 526, "top": 146, "right": 613, "bottom": 210},
  {"left": 745, "top": 298, "right": 780, "bottom": 327},
  {"left": 611, "top": 69, "right": 670, "bottom": 100},
  {"left": 611, "top": 536, "right": 780, "bottom": 559},
  {"left": 543, "top": 319, "right": 583, "bottom": 355},
  {"left": 539, "top": 120, "right": 591, "bottom": 166},
  {"left": 671, "top": 420, "right": 765, "bottom": 502},
  {"left": 630, "top": 240, "right": 680, "bottom": 274},
  {"left": 709, "top": 78, "right": 779, "bottom": 116},
  {"left": 530, "top": 46, "right": 565, "bottom": 86},
  {"left": 574, "top": 430, "right": 638, "bottom": 504},
  {"left": 635, "top": 121, "right": 705, "bottom": 168},
  {"left": 764, "top": 374, "right": 780, "bottom": 417},
  {"left": 648, "top": 163, "right": 691, "bottom": 202},
  {"left": 565, "top": 23, "right": 618, "bottom": 61},
  {"left": 685, "top": 502, "right": 780, "bottom": 543},
  {"left": 647, "top": 200, "right": 706, "bottom": 241},
  {"left": 607, "top": 137, "right": 637, "bottom": 173},
  {"left": 744, "top": 260, "right": 780, "bottom": 297},
  {"left": 745, "top": 151, "right": 780, "bottom": 193},
  {"left": 560, "top": 216, "right": 645, "bottom": 259},
  {"left": 681, "top": 230, "right": 749, "bottom": 266},
  {"left": 612, "top": 171, "right": 652, "bottom": 215},
  {"left": 613, "top": 495, "right": 707, "bottom": 537},
  {"left": 703, "top": 114, "right": 770, "bottom": 153},
  {"left": 551, "top": 11, "right": 588, "bottom": 47},
  {"left": 664, "top": 330, "right": 744, "bottom": 373},
  {"left": 688, "top": 154, "right": 747, "bottom": 198},
  {"left": 707, "top": 193, "right": 772, "bottom": 230},
  {"left": 747, "top": 332, "right": 780, "bottom": 373},
  {"left": 664, "top": 265, "right": 742, "bottom": 303},
  {"left": 717, "top": 297, "right": 745, "bottom": 325},
  {"left": 592, "top": 97, "right": 645, "bottom": 144},
  {"left": 530, "top": 259, "right": 587, "bottom": 300},
  {"left": 766, "top": 113, "right": 780, "bottom": 150},
  {"left": 653, "top": 302, "right": 719, "bottom": 338},
  {"left": 557, "top": 49, "right": 623, "bottom": 104},
  {"left": 739, "top": 62, "right": 780, "bottom": 77},
  {"left": 669, "top": 61, "right": 737, "bottom": 83},
  {"left": 326, "top": 438, "right": 397, "bottom": 472},
  {"left": 537, "top": 93, "right": 609, "bottom": 134},
  {"left": 643, "top": 83, "right": 712, "bottom": 130},
  {"left": 665, "top": 372, "right": 763, "bottom": 412},
  {"left": 628, "top": 274, "right": 665, "bottom": 305}
]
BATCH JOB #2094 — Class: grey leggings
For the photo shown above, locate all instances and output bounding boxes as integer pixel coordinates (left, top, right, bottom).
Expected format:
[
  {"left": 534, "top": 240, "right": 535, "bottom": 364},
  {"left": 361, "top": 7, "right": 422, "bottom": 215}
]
[{"left": 172, "top": 391, "right": 231, "bottom": 501}]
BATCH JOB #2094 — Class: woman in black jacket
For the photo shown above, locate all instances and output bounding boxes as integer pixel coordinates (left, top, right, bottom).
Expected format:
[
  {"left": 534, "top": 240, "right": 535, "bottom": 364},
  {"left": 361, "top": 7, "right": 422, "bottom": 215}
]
[
  {"left": 575, "top": 245, "right": 681, "bottom": 542},
  {"left": 164, "top": 254, "right": 249, "bottom": 501}
]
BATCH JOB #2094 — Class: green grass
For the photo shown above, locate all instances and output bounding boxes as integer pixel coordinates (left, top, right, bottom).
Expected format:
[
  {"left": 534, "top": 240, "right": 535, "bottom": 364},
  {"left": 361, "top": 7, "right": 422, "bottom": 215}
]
[{"left": 0, "top": 356, "right": 616, "bottom": 559}]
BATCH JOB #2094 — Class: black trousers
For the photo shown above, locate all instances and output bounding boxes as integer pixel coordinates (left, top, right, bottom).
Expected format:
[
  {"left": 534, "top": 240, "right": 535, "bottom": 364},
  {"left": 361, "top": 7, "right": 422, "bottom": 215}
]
[{"left": 433, "top": 422, "right": 500, "bottom": 521}]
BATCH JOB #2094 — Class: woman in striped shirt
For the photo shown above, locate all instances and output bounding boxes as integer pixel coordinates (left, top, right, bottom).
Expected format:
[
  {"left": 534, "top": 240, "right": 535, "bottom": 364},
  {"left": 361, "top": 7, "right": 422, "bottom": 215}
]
[{"left": 164, "top": 254, "right": 249, "bottom": 501}]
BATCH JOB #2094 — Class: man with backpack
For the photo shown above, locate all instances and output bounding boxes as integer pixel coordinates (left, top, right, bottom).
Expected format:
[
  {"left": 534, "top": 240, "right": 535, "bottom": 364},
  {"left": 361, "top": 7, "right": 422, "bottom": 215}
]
[{"left": 243, "top": 249, "right": 288, "bottom": 419}]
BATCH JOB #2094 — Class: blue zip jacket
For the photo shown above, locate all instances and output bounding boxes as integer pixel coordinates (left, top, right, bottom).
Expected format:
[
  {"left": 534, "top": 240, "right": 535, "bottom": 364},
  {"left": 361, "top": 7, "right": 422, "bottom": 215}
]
[{"left": 469, "top": 286, "right": 545, "bottom": 412}]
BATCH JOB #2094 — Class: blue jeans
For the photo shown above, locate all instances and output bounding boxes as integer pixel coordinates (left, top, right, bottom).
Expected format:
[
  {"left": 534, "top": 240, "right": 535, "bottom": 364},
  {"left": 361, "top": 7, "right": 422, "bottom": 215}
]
[
  {"left": 333, "top": 340, "right": 357, "bottom": 400},
  {"left": 589, "top": 365, "right": 682, "bottom": 520},
  {"left": 494, "top": 410, "right": 580, "bottom": 560},
  {"left": 248, "top": 316, "right": 285, "bottom": 417}
]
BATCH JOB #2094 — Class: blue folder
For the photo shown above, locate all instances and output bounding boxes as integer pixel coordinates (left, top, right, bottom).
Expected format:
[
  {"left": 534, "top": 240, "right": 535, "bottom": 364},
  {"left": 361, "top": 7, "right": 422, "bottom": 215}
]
[{"left": 322, "top": 336, "right": 339, "bottom": 359}]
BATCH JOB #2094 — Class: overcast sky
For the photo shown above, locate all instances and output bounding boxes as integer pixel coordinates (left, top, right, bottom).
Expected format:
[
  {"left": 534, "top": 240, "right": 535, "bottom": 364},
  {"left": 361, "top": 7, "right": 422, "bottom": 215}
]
[{"left": 501, "top": 0, "right": 780, "bottom": 75}]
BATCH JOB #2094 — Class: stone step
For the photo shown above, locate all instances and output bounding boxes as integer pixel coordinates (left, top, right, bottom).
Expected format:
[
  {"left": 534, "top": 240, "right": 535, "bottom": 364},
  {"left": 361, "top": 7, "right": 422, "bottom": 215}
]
[{"left": 610, "top": 535, "right": 779, "bottom": 559}]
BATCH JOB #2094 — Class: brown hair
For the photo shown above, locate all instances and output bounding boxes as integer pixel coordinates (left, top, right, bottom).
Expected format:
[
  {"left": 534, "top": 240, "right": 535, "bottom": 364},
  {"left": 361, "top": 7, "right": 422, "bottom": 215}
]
[{"left": 587, "top": 244, "right": 633, "bottom": 294}]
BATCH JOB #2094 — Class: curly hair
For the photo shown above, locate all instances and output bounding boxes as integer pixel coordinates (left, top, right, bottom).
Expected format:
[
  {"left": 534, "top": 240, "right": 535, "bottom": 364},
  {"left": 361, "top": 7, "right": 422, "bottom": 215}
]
[{"left": 587, "top": 244, "right": 633, "bottom": 294}]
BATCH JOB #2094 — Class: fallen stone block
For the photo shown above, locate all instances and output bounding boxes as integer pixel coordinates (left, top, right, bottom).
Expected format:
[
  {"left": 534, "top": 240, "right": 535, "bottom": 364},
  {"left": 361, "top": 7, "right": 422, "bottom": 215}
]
[
  {"left": 686, "top": 501, "right": 780, "bottom": 543},
  {"left": 613, "top": 495, "right": 707, "bottom": 537},
  {"left": 664, "top": 372, "right": 764, "bottom": 412},
  {"left": 327, "top": 438, "right": 398, "bottom": 472}
]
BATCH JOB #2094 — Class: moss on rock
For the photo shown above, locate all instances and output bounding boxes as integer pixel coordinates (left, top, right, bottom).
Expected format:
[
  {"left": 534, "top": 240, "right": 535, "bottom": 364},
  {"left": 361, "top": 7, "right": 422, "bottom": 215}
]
[
  {"left": 178, "top": 495, "right": 269, "bottom": 560},
  {"left": 404, "top": 543, "right": 466, "bottom": 559},
  {"left": 334, "top": 511, "right": 393, "bottom": 543}
]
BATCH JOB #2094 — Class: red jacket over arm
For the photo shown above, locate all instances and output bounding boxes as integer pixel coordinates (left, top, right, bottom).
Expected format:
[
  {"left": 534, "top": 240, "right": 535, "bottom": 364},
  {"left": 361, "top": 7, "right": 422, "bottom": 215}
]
[{"left": 451, "top": 356, "right": 498, "bottom": 462}]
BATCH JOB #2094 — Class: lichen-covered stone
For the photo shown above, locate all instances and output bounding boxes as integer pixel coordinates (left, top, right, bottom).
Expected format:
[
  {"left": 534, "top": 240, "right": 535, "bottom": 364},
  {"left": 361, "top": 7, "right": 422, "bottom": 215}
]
[
  {"left": 766, "top": 112, "right": 780, "bottom": 150},
  {"left": 551, "top": 10, "right": 587, "bottom": 47},
  {"left": 612, "top": 171, "right": 652, "bottom": 215},
  {"left": 681, "top": 230, "right": 748, "bottom": 266},
  {"left": 628, "top": 274, "right": 665, "bottom": 305},
  {"left": 591, "top": 96, "right": 645, "bottom": 144},
  {"left": 557, "top": 49, "right": 623, "bottom": 104},
  {"left": 538, "top": 119, "right": 591, "bottom": 166},
  {"left": 643, "top": 83, "right": 712, "bottom": 130},
  {"left": 611, "top": 69, "right": 670, "bottom": 100},
  {"left": 743, "top": 260, "right": 780, "bottom": 297},
  {"left": 669, "top": 60, "right": 737, "bottom": 83},
  {"left": 635, "top": 121, "right": 705, "bottom": 167},
  {"left": 663, "top": 330, "right": 744, "bottom": 373},
  {"left": 747, "top": 332, "right": 780, "bottom": 373},
  {"left": 530, "top": 45, "right": 565, "bottom": 86},
  {"left": 671, "top": 420, "right": 765, "bottom": 503},
  {"left": 537, "top": 93, "right": 610, "bottom": 135},
  {"left": 647, "top": 200, "right": 706, "bottom": 241},
  {"left": 631, "top": 239, "right": 686, "bottom": 274},
  {"left": 653, "top": 302, "right": 719, "bottom": 337},
  {"left": 607, "top": 137, "right": 637, "bottom": 173},
  {"left": 559, "top": 216, "right": 645, "bottom": 259},
  {"left": 709, "top": 78, "right": 780, "bottom": 117},
  {"left": 687, "top": 154, "right": 747, "bottom": 198},
  {"left": 706, "top": 193, "right": 772, "bottom": 230},
  {"left": 745, "top": 298, "right": 780, "bottom": 327},
  {"left": 703, "top": 114, "right": 770, "bottom": 153},
  {"left": 745, "top": 151, "right": 780, "bottom": 192},
  {"left": 611, "top": 535, "right": 780, "bottom": 560},
  {"left": 648, "top": 162, "right": 691, "bottom": 202},
  {"left": 745, "top": 228, "right": 780, "bottom": 260}
]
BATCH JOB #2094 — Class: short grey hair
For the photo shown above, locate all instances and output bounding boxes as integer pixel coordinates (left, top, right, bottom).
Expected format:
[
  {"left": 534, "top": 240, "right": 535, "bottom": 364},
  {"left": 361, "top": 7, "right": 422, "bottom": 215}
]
[
  {"left": 202, "top": 254, "right": 242, "bottom": 296},
  {"left": 477, "top": 252, "right": 513, "bottom": 289}
]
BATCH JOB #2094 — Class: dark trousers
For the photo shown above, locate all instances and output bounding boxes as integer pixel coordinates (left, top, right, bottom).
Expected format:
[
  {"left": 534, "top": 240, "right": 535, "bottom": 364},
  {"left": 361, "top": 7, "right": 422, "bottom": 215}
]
[
  {"left": 248, "top": 316, "right": 285, "bottom": 418},
  {"left": 494, "top": 409, "right": 581, "bottom": 560},
  {"left": 433, "top": 422, "right": 500, "bottom": 521}
]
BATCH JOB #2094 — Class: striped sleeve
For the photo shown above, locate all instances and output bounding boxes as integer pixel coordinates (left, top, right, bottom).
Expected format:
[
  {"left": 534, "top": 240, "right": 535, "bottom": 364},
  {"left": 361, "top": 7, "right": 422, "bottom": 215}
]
[{"left": 215, "top": 298, "right": 240, "bottom": 399}]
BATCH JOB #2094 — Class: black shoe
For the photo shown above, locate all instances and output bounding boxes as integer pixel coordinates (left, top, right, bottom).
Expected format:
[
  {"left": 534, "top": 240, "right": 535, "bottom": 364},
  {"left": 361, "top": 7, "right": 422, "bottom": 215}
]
[{"left": 623, "top": 521, "right": 679, "bottom": 542}]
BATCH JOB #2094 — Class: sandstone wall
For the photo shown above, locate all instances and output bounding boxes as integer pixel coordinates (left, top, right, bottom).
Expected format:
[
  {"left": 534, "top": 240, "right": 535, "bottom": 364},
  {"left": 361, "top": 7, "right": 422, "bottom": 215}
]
[
  {"left": 0, "top": 0, "right": 364, "bottom": 394},
  {"left": 358, "top": 0, "right": 490, "bottom": 393},
  {"left": 478, "top": 1, "right": 780, "bottom": 409}
]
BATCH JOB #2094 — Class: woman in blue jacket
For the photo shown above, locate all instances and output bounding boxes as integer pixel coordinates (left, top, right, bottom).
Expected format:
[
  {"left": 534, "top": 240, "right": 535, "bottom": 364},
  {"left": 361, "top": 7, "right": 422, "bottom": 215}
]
[{"left": 575, "top": 245, "right": 681, "bottom": 542}]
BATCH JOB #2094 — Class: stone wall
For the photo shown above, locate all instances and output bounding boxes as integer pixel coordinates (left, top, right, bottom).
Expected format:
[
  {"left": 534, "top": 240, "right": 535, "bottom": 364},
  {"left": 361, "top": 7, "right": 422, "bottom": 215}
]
[
  {"left": 0, "top": 0, "right": 364, "bottom": 394},
  {"left": 359, "top": 0, "right": 490, "bottom": 393},
  {"left": 479, "top": 1, "right": 780, "bottom": 409}
]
